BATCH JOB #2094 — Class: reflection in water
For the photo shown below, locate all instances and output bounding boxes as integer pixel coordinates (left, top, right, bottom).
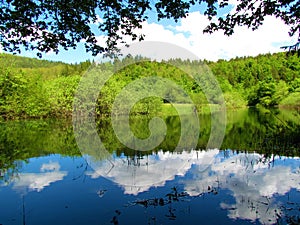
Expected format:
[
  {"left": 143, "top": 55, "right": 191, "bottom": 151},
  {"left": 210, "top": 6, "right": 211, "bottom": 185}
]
[
  {"left": 86, "top": 149, "right": 218, "bottom": 195},
  {"left": 4, "top": 161, "right": 67, "bottom": 194},
  {"left": 183, "top": 152, "right": 300, "bottom": 224},
  {"left": 0, "top": 108, "right": 300, "bottom": 224},
  {"left": 0, "top": 152, "right": 299, "bottom": 224},
  {"left": 85, "top": 150, "right": 300, "bottom": 224}
]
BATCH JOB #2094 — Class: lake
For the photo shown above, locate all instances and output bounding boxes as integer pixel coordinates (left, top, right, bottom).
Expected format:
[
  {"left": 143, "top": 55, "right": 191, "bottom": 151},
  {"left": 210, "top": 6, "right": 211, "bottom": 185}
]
[{"left": 0, "top": 108, "right": 299, "bottom": 225}]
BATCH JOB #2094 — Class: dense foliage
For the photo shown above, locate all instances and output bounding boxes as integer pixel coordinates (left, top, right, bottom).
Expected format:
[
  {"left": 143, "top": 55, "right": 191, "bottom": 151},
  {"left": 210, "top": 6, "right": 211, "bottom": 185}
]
[
  {"left": 208, "top": 53, "right": 300, "bottom": 107},
  {"left": 1, "top": 0, "right": 298, "bottom": 57},
  {"left": 0, "top": 52, "right": 299, "bottom": 119},
  {"left": 0, "top": 53, "right": 91, "bottom": 118}
]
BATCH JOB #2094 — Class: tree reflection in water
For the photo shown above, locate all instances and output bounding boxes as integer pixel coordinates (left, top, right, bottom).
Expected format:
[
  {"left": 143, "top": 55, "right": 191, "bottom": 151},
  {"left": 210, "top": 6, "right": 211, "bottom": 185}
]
[{"left": 0, "top": 108, "right": 299, "bottom": 224}]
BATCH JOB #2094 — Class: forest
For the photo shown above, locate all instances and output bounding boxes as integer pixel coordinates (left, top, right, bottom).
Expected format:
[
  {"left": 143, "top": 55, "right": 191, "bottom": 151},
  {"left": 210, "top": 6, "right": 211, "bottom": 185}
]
[{"left": 0, "top": 52, "right": 299, "bottom": 119}]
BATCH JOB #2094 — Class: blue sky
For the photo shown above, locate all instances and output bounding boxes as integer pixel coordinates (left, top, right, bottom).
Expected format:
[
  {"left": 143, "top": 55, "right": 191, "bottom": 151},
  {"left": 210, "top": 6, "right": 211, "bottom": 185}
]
[{"left": 1, "top": 1, "right": 297, "bottom": 63}]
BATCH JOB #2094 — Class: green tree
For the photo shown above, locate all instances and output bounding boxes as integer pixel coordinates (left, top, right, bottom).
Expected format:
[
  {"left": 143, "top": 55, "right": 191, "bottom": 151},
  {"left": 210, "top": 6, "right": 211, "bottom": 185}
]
[
  {"left": 46, "top": 75, "right": 81, "bottom": 116},
  {"left": 0, "top": 68, "right": 28, "bottom": 117},
  {"left": 289, "top": 78, "right": 300, "bottom": 92},
  {"left": 248, "top": 77, "right": 278, "bottom": 107},
  {"left": 1, "top": 52, "right": 299, "bottom": 118}
]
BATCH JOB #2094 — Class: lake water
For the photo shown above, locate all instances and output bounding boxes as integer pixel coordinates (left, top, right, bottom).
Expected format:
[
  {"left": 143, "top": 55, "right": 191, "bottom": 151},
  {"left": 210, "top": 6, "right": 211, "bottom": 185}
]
[{"left": 0, "top": 108, "right": 299, "bottom": 225}]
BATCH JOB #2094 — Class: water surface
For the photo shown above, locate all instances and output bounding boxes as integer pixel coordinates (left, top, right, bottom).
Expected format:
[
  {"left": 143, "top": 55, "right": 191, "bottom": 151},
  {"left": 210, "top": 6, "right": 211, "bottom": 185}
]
[{"left": 0, "top": 108, "right": 299, "bottom": 225}]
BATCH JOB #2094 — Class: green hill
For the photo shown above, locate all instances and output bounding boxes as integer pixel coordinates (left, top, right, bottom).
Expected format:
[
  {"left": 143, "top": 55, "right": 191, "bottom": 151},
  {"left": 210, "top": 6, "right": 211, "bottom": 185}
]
[{"left": 0, "top": 52, "right": 299, "bottom": 119}]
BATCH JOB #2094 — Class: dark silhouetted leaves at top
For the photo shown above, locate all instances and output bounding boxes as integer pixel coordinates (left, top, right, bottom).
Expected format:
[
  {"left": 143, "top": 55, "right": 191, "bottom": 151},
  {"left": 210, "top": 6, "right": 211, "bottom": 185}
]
[{"left": 0, "top": 0, "right": 299, "bottom": 57}]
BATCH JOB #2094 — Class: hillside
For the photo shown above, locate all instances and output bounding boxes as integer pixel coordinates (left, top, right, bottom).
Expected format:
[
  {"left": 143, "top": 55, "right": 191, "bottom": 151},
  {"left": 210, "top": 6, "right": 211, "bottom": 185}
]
[{"left": 0, "top": 52, "right": 299, "bottom": 119}]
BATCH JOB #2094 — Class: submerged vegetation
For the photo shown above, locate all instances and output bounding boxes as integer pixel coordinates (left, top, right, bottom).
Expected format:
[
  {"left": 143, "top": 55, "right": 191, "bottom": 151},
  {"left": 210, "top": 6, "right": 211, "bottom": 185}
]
[{"left": 0, "top": 52, "right": 299, "bottom": 119}]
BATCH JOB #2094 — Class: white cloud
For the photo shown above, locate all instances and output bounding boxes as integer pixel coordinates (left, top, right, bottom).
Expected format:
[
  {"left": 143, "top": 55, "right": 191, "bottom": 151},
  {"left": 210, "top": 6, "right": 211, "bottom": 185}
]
[
  {"left": 86, "top": 149, "right": 299, "bottom": 223},
  {"left": 12, "top": 171, "right": 67, "bottom": 192},
  {"left": 40, "top": 161, "right": 61, "bottom": 172},
  {"left": 183, "top": 153, "right": 300, "bottom": 224},
  {"left": 86, "top": 149, "right": 219, "bottom": 195},
  {"left": 123, "top": 12, "right": 297, "bottom": 61},
  {"left": 11, "top": 162, "right": 67, "bottom": 193}
]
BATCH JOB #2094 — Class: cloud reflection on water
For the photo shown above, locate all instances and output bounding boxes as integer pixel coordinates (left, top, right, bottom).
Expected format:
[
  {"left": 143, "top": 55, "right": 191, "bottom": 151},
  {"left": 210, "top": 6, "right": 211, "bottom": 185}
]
[
  {"left": 11, "top": 161, "right": 67, "bottom": 193},
  {"left": 87, "top": 150, "right": 300, "bottom": 224},
  {"left": 184, "top": 152, "right": 300, "bottom": 224},
  {"left": 86, "top": 149, "right": 219, "bottom": 195}
]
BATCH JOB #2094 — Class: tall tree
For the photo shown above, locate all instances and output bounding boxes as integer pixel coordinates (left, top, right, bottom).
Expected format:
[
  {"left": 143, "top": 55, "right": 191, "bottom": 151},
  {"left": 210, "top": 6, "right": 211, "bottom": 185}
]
[{"left": 0, "top": 0, "right": 299, "bottom": 57}]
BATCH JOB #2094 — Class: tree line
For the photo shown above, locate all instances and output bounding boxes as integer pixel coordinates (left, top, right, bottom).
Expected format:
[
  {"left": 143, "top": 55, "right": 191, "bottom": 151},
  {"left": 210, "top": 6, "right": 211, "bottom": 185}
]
[{"left": 0, "top": 52, "right": 299, "bottom": 119}]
